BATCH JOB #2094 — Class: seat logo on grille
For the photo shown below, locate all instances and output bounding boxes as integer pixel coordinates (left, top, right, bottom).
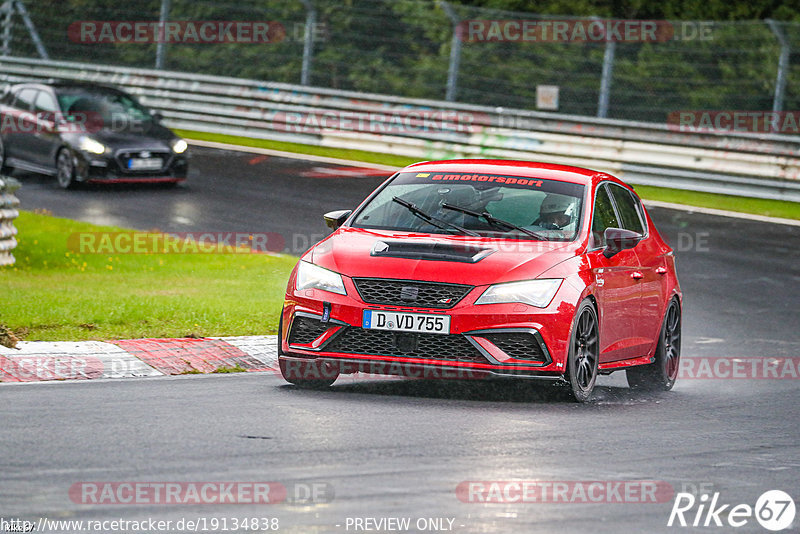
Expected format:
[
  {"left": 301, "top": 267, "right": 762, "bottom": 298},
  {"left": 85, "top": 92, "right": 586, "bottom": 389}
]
[{"left": 400, "top": 286, "right": 419, "bottom": 302}]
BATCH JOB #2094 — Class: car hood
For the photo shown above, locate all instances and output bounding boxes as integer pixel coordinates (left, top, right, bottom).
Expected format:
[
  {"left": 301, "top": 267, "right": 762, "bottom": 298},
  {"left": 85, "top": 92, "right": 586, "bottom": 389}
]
[
  {"left": 75, "top": 122, "right": 177, "bottom": 150},
  {"left": 307, "top": 227, "right": 581, "bottom": 286}
]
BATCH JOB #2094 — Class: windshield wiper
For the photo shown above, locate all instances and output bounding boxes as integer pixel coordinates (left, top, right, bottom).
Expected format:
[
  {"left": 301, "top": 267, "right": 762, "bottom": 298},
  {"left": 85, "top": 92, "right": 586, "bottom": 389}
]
[
  {"left": 441, "top": 203, "right": 548, "bottom": 240},
  {"left": 392, "top": 197, "right": 480, "bottom": 236}
]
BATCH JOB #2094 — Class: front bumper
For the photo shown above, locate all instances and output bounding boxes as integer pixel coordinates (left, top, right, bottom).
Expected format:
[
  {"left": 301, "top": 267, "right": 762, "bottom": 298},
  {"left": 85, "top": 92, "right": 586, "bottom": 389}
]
[
  {"left": 77, "top": 150, "right": 188, "bottom": 183},
  {"left": 281, "top": 279, "right": 577, "bottom": 380}
]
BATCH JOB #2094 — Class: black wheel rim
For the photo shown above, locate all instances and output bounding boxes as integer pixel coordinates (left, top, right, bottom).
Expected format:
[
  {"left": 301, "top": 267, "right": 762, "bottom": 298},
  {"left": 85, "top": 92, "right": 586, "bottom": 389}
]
[
  {"left": 664, "top": 302, "right": 681, "bottom": 379},
  {"left": 57, "top": 151, "right": 73, "bottom": 187},
  {"left": 573, "top": 308, "right": 598, "bottom": 390}
]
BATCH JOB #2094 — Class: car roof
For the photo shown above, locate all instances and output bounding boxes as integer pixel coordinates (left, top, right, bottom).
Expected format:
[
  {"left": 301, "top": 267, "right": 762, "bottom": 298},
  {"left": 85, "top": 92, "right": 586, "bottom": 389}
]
[{"left": 404, "top": 159, "right": 625, "bottom": 187}]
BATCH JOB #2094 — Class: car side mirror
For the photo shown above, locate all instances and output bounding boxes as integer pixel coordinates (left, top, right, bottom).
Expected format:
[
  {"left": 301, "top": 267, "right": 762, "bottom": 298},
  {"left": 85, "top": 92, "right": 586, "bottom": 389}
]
[
  {"left": 323, "top": 209, "right": 352, "bottom": 230},
  {"left": 603, "top": 227, "right": 642, "bottom": 258}
]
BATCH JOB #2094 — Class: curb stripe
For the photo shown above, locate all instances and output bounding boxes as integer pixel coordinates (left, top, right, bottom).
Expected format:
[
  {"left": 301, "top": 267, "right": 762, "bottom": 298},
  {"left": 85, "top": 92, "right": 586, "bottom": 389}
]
[
  {"left": 0, "top": 341, "right": 163, "bottom": 382},
  {"left": 114, "top": 338, "right": 273, "bottom": 375}
]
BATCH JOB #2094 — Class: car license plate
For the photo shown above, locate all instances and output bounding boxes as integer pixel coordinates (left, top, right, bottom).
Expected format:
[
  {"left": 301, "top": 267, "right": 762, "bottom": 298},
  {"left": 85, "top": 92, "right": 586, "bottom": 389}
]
[
  {"left": 128, "top": 158, "right": 162, "bottom": 170},
  {"left": 362, "top": 310, "right": 450, "bottom": 334}
]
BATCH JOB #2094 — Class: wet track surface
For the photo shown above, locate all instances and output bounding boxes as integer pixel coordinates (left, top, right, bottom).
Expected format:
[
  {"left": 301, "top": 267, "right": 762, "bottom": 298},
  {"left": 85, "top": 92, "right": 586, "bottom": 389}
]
[{"left": 2, "top": 146, "right": 799, "bottom": 532}]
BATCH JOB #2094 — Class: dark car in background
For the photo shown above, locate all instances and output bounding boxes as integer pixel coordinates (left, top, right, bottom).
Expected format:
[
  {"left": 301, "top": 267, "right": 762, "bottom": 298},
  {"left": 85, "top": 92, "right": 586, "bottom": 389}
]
[{"left": 0, "top": 81, "right": 188, "bottom": 188}]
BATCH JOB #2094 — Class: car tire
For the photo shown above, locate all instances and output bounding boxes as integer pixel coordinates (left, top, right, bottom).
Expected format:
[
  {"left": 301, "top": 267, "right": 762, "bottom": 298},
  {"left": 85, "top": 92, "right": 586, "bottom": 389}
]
[
  {"left": 565, "top": 299, "right": 600, "bottom": 402},
  {"left": 277, "top": 312, "right": 339, "bottom": 389},
  {"left": 56, "top": 148, "right": 77, "bottom": 189},
  {"left": 627, "top": 298, "right": 681, "bottom": 391},
  {"left": 0, "top": 137, "right": 11, "bottom": 174}
]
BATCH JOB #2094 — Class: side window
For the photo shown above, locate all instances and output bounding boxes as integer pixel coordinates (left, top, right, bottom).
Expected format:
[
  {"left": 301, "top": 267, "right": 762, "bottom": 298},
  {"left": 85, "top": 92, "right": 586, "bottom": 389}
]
[
  {"left": 591, "top": 184, "right": 621, "bottom": 248},
  {"left": 13, "top": 88, "right": 37, "bottom": 111},
  {"left": 609, "top": 185, "right": 645, "bottom": 235},
  {"left": 34, "top": 91, "right": 58, "bottom": 114}
]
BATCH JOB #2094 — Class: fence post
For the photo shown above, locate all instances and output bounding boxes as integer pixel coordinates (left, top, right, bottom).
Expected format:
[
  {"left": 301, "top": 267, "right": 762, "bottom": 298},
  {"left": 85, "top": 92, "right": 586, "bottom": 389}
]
[
  {"left": 439, "top": 1, "right": 461, "bottom": 102},
  {"left": 155, "top": 0, "right": 171, "bottom": 69},
  {"left": 14, "top": 0, "right": 48, "bottom": 59},
  {"left": 597, "top": 38, "right": 616, "bottom": 118},
  {"left": 1, "top": 1, "right": 13, "bottom": 57},
  {"left": 300, "top": 0, "right": 316, "bottom": 86},
  {"left": 766, "top": 19, "right": 789, "bottom": 115}
]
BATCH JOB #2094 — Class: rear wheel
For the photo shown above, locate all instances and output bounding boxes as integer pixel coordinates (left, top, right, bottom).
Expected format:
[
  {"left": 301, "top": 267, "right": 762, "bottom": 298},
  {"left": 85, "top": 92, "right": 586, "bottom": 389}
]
[
  {"left": 565, "top": 300, "right": 599, "bottom": 402},
  {"left": 277, "top": 312, "right": 338, "bottom": 389},
  {"left": 56, "top": 148, "right": 77, "bottom": 189},
  {"left": 627, "top": 298, "right": 681, "bottom": 391}
]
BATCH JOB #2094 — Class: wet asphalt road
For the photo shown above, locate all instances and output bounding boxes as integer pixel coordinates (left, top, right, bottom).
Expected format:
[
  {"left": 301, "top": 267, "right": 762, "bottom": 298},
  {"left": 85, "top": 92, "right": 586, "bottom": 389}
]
[{"left": 2, "top": 146, "right": 799, "bottom": 533}]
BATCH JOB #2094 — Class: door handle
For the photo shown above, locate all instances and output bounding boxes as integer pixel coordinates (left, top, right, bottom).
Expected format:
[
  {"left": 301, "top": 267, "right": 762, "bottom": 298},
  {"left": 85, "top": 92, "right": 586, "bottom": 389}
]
[
  {"left": 655, "top": 267, "right": 668, "bottom": 275},
  {"left": 631, "top": 271, "right": 644, "bottom": 280}
]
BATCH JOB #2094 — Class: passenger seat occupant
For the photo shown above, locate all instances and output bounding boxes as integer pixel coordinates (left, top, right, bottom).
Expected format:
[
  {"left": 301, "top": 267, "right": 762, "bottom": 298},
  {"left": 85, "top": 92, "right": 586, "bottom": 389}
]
[{"left": 534, "top": 193, "right": 576, "bottom": 230}]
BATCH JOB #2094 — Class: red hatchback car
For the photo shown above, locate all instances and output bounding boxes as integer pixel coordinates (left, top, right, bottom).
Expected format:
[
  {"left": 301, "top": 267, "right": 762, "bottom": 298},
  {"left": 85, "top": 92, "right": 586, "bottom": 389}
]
[{"left": 279, "top": 160, "right": 682, "bottom": 401}]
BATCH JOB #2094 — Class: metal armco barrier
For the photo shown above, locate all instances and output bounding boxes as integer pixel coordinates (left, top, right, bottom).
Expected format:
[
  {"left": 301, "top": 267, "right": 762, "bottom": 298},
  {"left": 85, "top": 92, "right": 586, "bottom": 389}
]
[
  {"left": 0, "top": 175, "right": 20, "bottom": 266},
  {"left": 1, "top": 56, "right": 800, "bottom": 202}
]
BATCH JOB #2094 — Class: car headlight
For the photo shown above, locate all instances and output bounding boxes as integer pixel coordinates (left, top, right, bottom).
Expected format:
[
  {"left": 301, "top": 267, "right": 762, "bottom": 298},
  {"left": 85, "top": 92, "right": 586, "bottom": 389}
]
[
  {"left": 172, "top": 139, "right": 188, "bottom": 154},
  {"left": 79, "top": 136, "right": 107, "bottom": 155},
  {"left": 475, "top": 279, "right": 562, "bottom": 308},
  {"left": 295, "top": 261, "right": 346, "bottom": 295}
]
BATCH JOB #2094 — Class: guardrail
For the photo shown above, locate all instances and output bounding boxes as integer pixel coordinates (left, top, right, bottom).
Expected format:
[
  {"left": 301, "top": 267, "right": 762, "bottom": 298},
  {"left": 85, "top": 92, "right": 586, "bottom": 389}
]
[
  {"left": 1, "top": 55, "right": 800, "bottom": 202},
  {"left": 0, "top": 175, "right": 20, "bottom": 266}
]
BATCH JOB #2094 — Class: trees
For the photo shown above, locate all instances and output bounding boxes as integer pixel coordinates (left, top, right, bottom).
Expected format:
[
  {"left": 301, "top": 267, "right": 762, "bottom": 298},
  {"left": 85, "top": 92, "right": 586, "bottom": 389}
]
[{"left": 11, "top": 0, "right": 799, "bottom": 122}]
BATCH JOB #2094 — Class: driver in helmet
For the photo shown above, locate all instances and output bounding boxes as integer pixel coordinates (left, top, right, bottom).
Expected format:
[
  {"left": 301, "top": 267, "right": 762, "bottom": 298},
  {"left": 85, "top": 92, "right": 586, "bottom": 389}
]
[{"left": 534, "top": 194, "right": 575, "bottom": 230}]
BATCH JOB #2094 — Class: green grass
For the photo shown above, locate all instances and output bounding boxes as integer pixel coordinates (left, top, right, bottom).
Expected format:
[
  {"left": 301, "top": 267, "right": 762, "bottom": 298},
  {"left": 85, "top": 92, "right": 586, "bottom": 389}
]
[
  {"left": 175, "top": 129, "right": 417, "bottom": 168},
  {"left": 177, "top": 129, "right": 800, "bottom": 221},
  {"left": 633, "top": 185, "right": 800, "bottom": 220},
  {"left": 0, "top": 211, "right": 297, "bottom": 342},
  {"left": 212, "top": 365, "right": 248, "bottom": 373}
]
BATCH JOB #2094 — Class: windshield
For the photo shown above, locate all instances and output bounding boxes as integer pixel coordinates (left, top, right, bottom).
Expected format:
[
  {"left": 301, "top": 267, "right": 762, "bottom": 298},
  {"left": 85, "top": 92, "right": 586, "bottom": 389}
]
[
  {"left": 352, "top": 171, "right": 585, "bottom": 241},
  {"left": 55, "top": 88, "right": 153, "bottom": 124}
]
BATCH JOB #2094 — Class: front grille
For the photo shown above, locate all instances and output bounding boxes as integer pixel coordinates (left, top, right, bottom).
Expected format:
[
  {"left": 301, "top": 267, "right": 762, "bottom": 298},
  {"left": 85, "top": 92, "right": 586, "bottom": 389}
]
[
  {"left": 353, "top": 278, "right": 473, "bottom": 309},
  {"left": 481, "top": 332, "right": 547, "bottom": 362},
  {"left": 115, "top": 150, "right": 171, "bottom": 173},
  {"left": 288, "top": 316, "right": 329, "bottom": 345},
  {"left": 325, "top": 327, "right": 486, "bottom": 364}
]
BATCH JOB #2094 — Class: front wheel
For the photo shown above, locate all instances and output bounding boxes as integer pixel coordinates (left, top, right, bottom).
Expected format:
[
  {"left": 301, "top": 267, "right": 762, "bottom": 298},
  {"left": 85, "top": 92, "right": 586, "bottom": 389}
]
[
  {"left": 56, "top": 148, "right": 77, "bottom": 189},
  {"left": 565, "top": 300, "right": 599, "bottom": 402},
  {"left": 627, "top": 298, "right": 681, "bottom": 391}
]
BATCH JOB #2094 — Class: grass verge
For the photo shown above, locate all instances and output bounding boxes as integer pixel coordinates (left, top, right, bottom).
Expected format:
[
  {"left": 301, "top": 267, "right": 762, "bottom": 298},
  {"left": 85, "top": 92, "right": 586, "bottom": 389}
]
[
  {"left": 178, "top": 129, "right": 800, "bottom": 221},
  {"left": 175, "top": 129, "right": 417, "bottom": 168},
  {"left": 0, "top": 211, "right": 296, "bottom": 342}
]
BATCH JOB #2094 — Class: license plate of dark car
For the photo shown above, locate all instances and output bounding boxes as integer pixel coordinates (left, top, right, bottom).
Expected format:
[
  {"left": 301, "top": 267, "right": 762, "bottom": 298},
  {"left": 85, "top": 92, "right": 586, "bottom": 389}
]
[
  {"left": 128, "top": 158, "right": 162, "bottom": 170},
  {"left": 362, "top": 310, "right": 450, "bottom": 334}
]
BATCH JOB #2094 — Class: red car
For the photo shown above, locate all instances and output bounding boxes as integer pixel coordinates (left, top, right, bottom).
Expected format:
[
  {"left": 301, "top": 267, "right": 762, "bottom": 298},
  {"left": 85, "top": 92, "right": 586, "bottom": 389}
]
[{"left": 279, "top": 160, "right": 682, "bottom": 402}]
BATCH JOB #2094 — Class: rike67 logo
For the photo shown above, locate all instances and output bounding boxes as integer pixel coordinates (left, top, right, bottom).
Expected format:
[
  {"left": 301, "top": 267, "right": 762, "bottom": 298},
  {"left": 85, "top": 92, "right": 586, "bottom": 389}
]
[{"left": 668, "top": 490, "right": 795, "bottom": 531}]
